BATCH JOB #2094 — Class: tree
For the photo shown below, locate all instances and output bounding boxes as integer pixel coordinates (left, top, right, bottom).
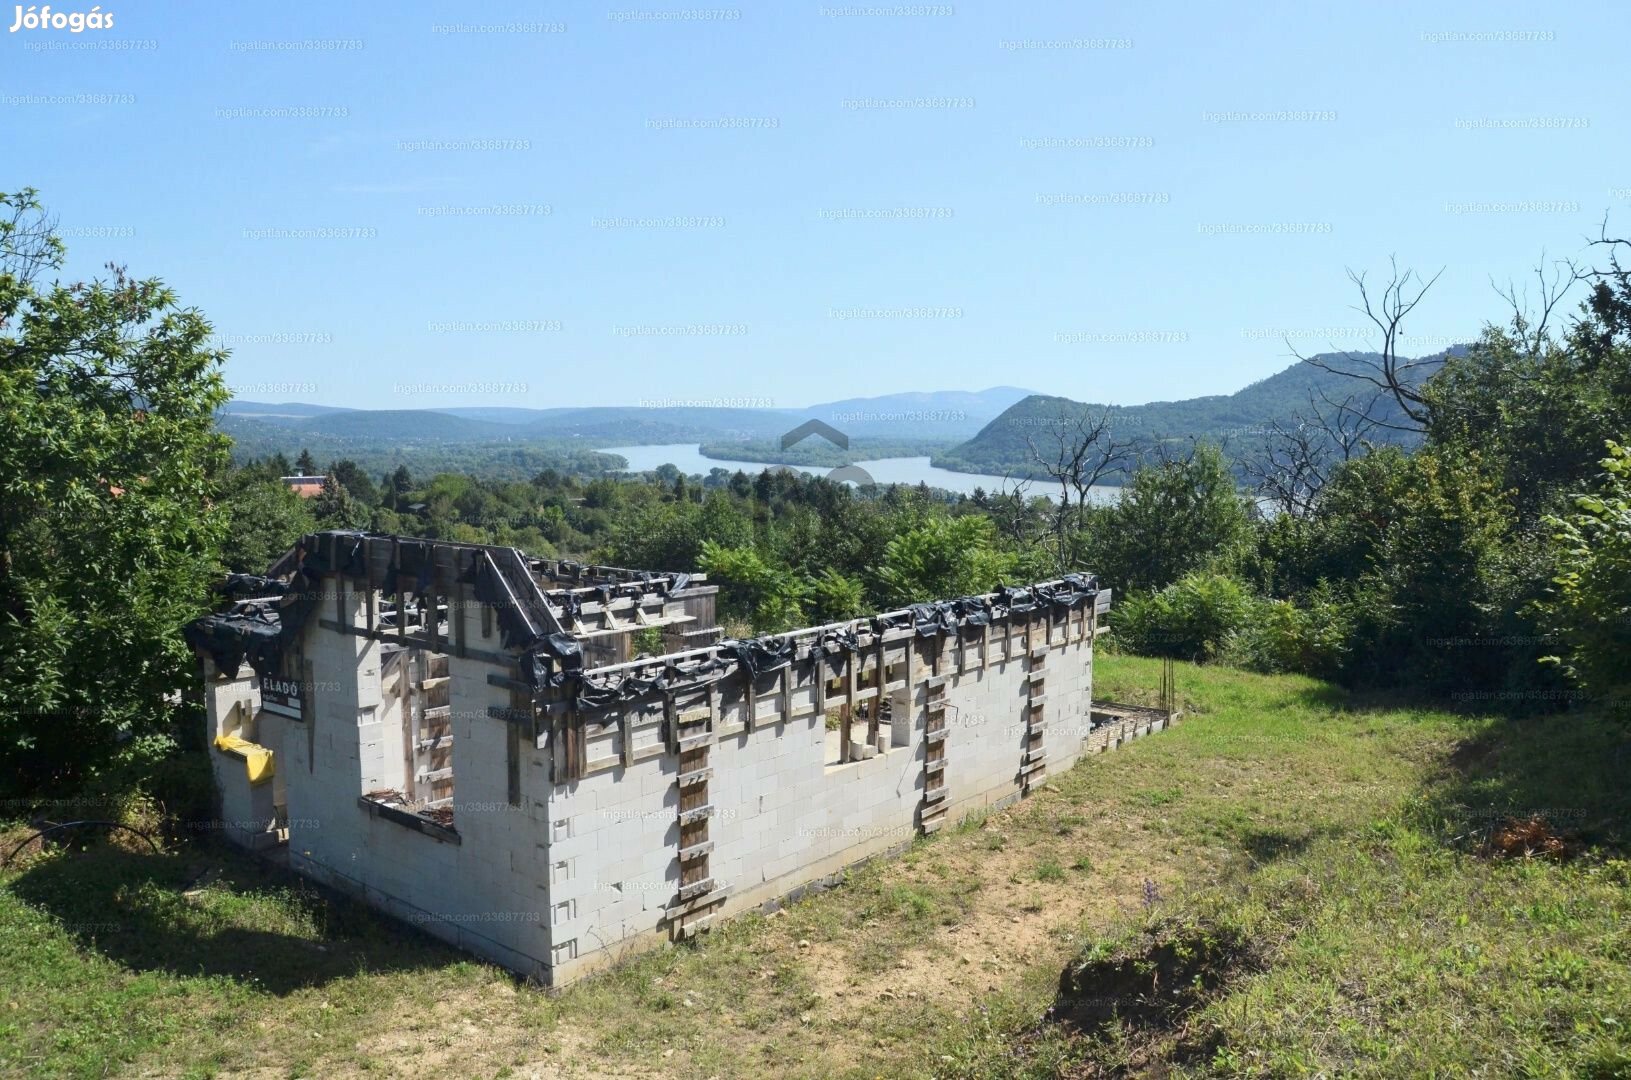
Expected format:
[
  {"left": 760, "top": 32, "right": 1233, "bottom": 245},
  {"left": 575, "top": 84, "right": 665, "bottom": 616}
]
[
  {"left": 383, "top": 464, "right": 414, "bottom": 510},
  {"left": 0, "top": 189, "right": 230, "bottom": 793},
  {"left": 1087, "top": 444, "right": 1252, "bottom": 594},
  {"left": 1026, "top": 406, "right": 1136, "bottom": 571},
  {"left": 295, "top": 447, "right": 317, "bottom": 475},
  {"left": 328, "top": 458, "right": 379, "bottom": 506},
  {"left": 220, "top": 468, "right": 317, "bottom": 573},
  {"left": 313, "top": 475, "right": 369, "bottom": 530},
  {"left": 875, "top": 515, "right": 1015, "bottom": 606},
  {"left": 806, "top": 568, "right": 866, "bottom": 624},
  {"left": 1295, "top": 258, "right": 1445, "bottom": 430},
  {"left": 1243, "top": 389, "right": 1381, "bottom": 517},
  {"left": 698, "top": 541, "right": 806, "bottom": 632}
]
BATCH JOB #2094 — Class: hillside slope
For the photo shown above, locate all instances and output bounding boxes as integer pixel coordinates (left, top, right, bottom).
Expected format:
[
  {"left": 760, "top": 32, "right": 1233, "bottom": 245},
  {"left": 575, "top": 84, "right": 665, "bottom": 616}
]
[
  {"left": 5, "top": 657, "right": 1623, "bottom": 1078},
  {"left": 935, "top": 352, "right": 1457, "bottom": 479}
]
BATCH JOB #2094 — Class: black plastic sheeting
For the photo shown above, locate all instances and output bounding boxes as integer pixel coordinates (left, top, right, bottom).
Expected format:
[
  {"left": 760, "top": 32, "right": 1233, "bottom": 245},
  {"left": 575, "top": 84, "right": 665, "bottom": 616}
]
[
  {"left": 527, "top": 573, "right": 1101, "bottom": 712},
  {"left": 542, "top": 572, "right": 694, "bottom": 626},
  {"left": 182, "top": 602, "right": 285, "bottom": 680},
  {"left": 186, "top": 530, "right": 1098, "bottom": 720},
  {"left": 213, "top": 575, "right": 288, "bottom": 602}
]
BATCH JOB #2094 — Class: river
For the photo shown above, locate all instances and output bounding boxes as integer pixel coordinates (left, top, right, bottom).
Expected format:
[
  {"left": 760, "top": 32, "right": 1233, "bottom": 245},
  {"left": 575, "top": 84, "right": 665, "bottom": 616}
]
[{"left": 603, "top": 444, "right": 1120, "bottom": 503}]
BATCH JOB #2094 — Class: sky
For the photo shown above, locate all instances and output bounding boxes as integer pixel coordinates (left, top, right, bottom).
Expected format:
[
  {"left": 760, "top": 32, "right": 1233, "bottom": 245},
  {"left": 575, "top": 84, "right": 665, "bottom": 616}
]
[{"left": 6, "top": 0, "right": 1628, "bottom": 410}]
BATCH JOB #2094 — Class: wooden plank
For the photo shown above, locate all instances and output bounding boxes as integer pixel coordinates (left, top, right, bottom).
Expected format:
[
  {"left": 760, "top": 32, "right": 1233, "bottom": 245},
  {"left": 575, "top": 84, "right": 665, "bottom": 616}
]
[
  {"left": 841, "top": 653, "right": 856, "bottom": 763},
  {"left": 677, "top": 840, "right": 714, "bottom": 862},
  {"left": 678, "top": 803, "right": 714, "bottom": 826},
  {"left": 393, "top": 538, "right": 406, "bottom": 647},
  {"left": 677, "top": 766, "right": 712, "bottom": 788},
  {"left": 302, "top": 658, "right": 317, "bottom": 771},
  {"left": 364, "top": 538, "right": 376, "bottom": 632},
  {"left": 507, "top": 708, "right": 522, "bottom": 806},
  {"left": 425, "top": 543, "right": 439, "bottom": 655},
  {"left": 677, "top": 877, "right": 715, "bottom": 903},
  {"left": 663, "top": 884, "right": 731, "bottom": 920},
  {"left": 402, "top": 651, "right": 417, "bottom": 799},
  {"left": 454, "top": 580, "right": 468, "bottom": 658}
]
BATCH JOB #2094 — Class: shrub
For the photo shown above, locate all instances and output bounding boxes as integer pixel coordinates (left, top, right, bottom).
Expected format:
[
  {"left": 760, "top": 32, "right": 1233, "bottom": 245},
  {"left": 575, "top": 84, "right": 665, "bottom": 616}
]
[
  {"left": 1111, "top": 572, "right": 1259, "bottom": 663},
  {"left": 1227, "top": 583, "right": 1354, "bottom": 680},
  {"left": 1538, "top": 441, "right": 1631, "bottom": 716}
]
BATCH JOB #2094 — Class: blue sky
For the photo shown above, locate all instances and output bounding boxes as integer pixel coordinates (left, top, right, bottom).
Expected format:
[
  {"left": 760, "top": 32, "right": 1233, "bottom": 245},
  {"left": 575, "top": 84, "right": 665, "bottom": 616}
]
[{"left": 6, "top": 0, "right": 1627, "bottom": 409}]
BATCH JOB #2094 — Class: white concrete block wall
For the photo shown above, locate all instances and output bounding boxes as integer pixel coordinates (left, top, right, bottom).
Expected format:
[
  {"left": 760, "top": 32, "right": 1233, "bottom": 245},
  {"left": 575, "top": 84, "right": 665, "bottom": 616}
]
[
  {"left": 234, "top": 584, "right": 1101, "bottom": 986},
  {"left": 200, "top": 661, "right": 278, "bottom": 847},
  {"left": 280, "top": 586, "right": 554, "bottom": 978},
  {"left": 541, "top": 615, "right": 1101, "bottom": 983}
]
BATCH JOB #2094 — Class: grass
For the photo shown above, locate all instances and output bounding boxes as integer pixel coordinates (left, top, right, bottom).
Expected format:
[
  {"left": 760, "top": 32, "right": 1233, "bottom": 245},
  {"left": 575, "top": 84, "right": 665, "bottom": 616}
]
[{"left": 2, "top": 655, "right": 1628, "bottom": 1078}]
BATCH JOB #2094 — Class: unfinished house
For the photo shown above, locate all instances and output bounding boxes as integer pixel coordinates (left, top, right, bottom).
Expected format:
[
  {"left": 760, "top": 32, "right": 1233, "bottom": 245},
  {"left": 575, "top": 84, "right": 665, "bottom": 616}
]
[{"left": 185, "top": 530, "right": 1127, "bottom": 986}]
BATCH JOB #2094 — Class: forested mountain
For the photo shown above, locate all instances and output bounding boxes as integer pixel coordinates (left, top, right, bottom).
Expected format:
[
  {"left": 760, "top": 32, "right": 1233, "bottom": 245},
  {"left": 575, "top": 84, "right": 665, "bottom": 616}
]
[{"left": 934, "top": 351, "right": 1462, "bottom": 479}]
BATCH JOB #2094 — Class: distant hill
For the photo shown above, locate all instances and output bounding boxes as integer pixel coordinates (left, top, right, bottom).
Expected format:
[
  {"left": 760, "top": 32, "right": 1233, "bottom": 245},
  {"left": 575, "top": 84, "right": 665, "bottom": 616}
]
[
  {"left": 519, "top": 407, "right": 797, "bottom": 443},
  {"left": 214, "top": 386, "right": 1033, "bottom": 453},
  {"left": 295, "top": 409, "right": 520, "bottom": 441},
  {"left": 934, "top": 353, "right": 1463, "bottom": 481},
  {"left": 797, "top": 386, "right": 1036, "bottom": 439},
  {"left": 435, "top": 406, "right": 578, "bottom": 425}
]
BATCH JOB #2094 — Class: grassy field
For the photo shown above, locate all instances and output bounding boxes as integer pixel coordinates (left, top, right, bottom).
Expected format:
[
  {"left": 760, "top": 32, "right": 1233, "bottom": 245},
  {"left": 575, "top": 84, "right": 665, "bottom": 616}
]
[{"left": 2, "top": 655, "right": 1628, "bottom": 1078}]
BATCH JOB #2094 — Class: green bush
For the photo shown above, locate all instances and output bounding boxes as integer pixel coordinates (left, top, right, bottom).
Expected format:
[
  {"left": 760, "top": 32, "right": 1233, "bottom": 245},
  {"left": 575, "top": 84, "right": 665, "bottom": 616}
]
[
  {"left": 1538, "top": 441, "right": 1631, "bottom": 716},
  {"left": 697, "top": 541, "right": 807, "bottom": 633},
  {"left": 1111, "top": 572, "right": 1259, "bottom": 663},
  {"left": 1226, "top": 583, "right": 1354, "bottom": 680}
]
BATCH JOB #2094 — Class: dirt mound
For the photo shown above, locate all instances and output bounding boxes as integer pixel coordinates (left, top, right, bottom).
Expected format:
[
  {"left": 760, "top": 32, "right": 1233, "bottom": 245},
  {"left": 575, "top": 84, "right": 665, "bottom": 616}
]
[
  {"left": 1046, "top": 916, "right": 1263, "bottom": 1036},
  {"left": 1483, "top": 815, "right": 1575, "bottom": 860}
]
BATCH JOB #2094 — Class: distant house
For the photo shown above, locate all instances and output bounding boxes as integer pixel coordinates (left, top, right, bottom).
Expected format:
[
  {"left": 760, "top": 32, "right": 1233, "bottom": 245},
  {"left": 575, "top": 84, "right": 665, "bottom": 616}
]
[{"left": 281, "top": 475, "right": 326, "bottom": 498}]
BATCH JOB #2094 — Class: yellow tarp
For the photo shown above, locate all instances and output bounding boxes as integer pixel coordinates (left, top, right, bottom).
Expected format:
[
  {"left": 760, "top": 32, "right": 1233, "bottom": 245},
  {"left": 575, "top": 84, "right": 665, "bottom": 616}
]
[{"left": 214, "top": 734, "right": 275, "bottom": 785}]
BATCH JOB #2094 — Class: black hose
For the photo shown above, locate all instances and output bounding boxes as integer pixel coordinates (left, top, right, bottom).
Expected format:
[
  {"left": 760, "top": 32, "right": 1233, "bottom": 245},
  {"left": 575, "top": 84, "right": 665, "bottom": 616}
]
[{"left": 1, "top": 820, "right": 161, "bottom": 869}]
